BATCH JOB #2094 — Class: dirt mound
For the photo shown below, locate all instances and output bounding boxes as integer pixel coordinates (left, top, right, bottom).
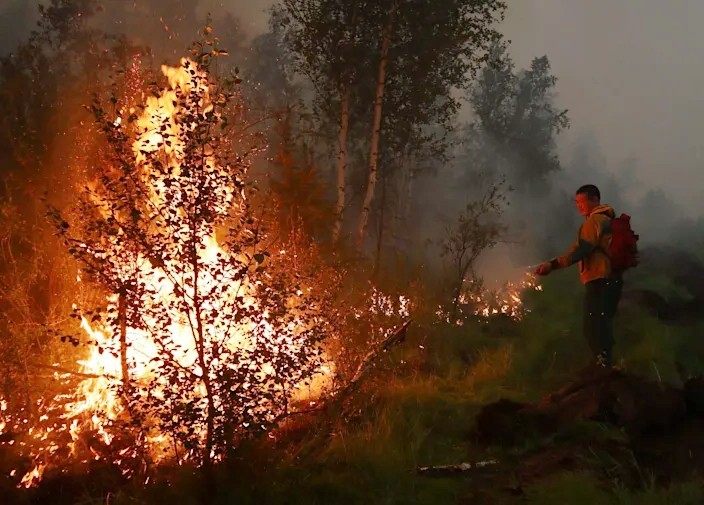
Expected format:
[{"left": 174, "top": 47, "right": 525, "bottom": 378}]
[
  {"left": 474, "top": 367, "right": 704, "bottom": 487},
  {"left": 476, "top": 367, "right": 686, "bottom": 443}
]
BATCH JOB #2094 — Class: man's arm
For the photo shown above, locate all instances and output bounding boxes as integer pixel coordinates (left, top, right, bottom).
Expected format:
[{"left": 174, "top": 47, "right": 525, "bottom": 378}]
[
  {"left": 552, "top": 221, "right": 600, "bottom": 268},
  {"left": 536, "top": 218, "right": 601, "bottom": 275}
]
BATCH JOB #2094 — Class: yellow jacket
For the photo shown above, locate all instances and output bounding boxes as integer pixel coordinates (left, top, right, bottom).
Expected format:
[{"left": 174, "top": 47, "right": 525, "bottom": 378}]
[{"left": 552, "top": 204, "right": 615, "bottom": 284}]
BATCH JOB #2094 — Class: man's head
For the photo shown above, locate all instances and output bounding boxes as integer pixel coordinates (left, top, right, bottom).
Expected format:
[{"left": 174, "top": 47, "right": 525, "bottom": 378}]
[{"left": 575, "top": 184, "right": 601, "bottom": 217}]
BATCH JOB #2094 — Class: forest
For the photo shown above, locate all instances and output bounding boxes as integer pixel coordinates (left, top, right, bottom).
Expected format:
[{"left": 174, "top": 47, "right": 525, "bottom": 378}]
[{"left": 2, "top": 1, "right": 704, "bottom": 504}]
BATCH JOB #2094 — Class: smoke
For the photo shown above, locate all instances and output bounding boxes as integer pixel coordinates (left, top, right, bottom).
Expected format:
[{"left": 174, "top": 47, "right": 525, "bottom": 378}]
[
  {"left": 558, "top": 132, "right": 689, "bottom": 247},
  {"left": 502, "top": 0, "right": 704, "bottom": 218},
  {"left": 453, "top": 0, "right": 704, "bottom": 277},
  {"left": 3, "top": 0, "right": 700, "bottom": 276},
  {"left": 0, "top": 1, "right": 274, "bottom": 61},
  {"left": 0, "top": 0, "right": 35, "bottom": 55}
]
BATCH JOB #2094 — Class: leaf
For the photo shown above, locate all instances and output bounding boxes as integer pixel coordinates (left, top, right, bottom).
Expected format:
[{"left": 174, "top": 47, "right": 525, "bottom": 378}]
[{"left": 253, "top": 253, "right": 265, "bottom": 263}]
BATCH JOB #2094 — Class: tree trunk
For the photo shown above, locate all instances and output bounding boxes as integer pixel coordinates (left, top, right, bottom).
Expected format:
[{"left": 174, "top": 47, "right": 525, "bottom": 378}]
[
  {"left": 356, "top": 0, "right": 397, "bottom": 249},
  {"left": 194, "top": 259, "right": 217, "bottom": 499},
  {"left": 373, "top": 175, "right": 387, "bottom": 278},
  {"left": 332, "top": 85, "right": 350, "bottom": 243},
  {"left": 187, "top": 213, "right": 215, "bottom": 481},
  {"left": 118, "top": 290, "right": 129, "bottom": 388},
  {"left": 196, "top": 283, "right": 215, "bottom": 470},
  {"left": 402, "top": 156, "right": 415, "bottom": 224}
]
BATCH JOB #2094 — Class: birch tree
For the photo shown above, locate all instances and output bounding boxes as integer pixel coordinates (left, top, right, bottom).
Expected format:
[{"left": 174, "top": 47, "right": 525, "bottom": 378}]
[
  {"left": 274, "top": 0, "right": 506, "bottom": 250},
  {"left": 356, "top": 0, "right": 397, "bottom": 248},
  {"left": 274, "top": 0, "right": 371, "bottom": 243},
  {"left": 354, "top": 0, "right": 507, "bottom": 249}
]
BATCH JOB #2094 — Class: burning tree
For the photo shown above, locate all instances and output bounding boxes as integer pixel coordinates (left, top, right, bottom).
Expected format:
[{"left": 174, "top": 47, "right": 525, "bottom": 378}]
[{"left": 43, "top": 37, "right": 339, "bottom": 475}]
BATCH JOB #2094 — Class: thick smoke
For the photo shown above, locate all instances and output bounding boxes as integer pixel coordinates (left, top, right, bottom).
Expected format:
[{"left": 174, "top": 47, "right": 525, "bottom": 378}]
[
  {"left": 0, "top": 0, "right": 35, "bottom": 54},
  {"left": 502, "top": 1, "right": 704, "bottom": 217},
  {"left": 3, "top": 0, "right": 700, "bottom": 275}
]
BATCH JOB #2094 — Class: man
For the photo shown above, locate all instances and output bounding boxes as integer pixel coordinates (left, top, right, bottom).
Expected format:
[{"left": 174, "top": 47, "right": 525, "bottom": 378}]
[{"left": 535, "top": 184, "right": 623, "bottom": 367}]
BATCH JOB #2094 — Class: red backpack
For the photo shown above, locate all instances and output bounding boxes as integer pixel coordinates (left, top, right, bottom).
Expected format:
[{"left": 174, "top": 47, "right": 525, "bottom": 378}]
[{"left": 608, "top": 214, "right": 639, "bottom": 273}]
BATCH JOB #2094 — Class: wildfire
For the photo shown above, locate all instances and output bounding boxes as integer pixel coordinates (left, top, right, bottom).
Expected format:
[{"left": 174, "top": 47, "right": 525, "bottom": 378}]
[
  {"left": 438, "top": 272, "right": 542, "bottom": 324},
  {"left": 465, "top": 272, "right": 542, "bottom": 319},
  {"left": 13, "top": 56, "right": 336, "bottom": 487},
  {"left": 355, "top": 287, "right": 410, "bottom": 320}
]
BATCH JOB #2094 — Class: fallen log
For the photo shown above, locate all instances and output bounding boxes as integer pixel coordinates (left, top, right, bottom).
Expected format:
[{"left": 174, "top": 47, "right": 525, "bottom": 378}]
[
  {"left": 277, "top": 319, "right": 412, "bottom": 423},
  {"left": 331, "top": 319, "right": 412, "bottom": 404}
]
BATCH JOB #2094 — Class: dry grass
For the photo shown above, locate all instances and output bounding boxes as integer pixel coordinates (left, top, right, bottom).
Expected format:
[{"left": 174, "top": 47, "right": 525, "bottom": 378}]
[{"left": 465, "top": 343, "right": 514, "bottom": 393}]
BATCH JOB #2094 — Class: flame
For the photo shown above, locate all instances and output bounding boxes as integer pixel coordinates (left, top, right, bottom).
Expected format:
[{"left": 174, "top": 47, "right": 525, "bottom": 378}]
[
  {"left": 14, "top": 58, "right": 334, "bottom": 487},
  {"left": 354, "top": 286, "right": 412, "bottom": 339},
  {"left": 356, "top": 287, "right": 411, "bottom": 320},
  {"left": 438, "top": 272, "right": 542, "bottom": 325},
  {"left": 465, "top": 272, "right": 542, "bottom": 320},
  {"left": 0, "top": 399, "right": 6, "bottom": 438}
]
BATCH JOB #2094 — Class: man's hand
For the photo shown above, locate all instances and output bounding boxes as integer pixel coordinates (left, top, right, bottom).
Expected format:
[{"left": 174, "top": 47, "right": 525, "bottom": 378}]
[{"left": 534, "top": 262, "right": 553, "bottom": 276}]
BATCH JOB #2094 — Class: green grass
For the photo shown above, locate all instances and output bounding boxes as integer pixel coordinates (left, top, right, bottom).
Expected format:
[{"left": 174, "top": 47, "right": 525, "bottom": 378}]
[
  {"left": 201, "top": 266, "right": 704, "bottom": 505},
  {"left": 523, "top": 472, "right": 704, "bottom": 505},
  {"left": 23, "top": 260, "right": 704, "bottom": 504},
  {"left": 205, "top": 375, "right": 484, "bottom": 505}
]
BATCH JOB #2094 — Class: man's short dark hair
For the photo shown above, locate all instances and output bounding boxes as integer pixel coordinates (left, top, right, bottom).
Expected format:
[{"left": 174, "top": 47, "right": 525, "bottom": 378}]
[{"left": 576, "top": 184, "right": 600, "bottom": 200}]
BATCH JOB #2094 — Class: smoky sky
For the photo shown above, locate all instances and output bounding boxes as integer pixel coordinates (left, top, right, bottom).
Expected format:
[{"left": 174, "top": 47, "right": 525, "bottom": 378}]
[
  {"left": 214, "top": 0, "right": 704, "bottom": 216},
  {"left": 200, "top": 0, "right": 270, "bottom": 31},
  {"left": 502, "top": 1, "right": 704, "bottom": 216},
  {"left": 2, "top": 0, "right": 703, "bottom": 216},
  {"left": 166, "top": 0, "right": 704, "bottom": 219},
  {"left": 0, "top": 0, "right": 34, "bottom": 51}
]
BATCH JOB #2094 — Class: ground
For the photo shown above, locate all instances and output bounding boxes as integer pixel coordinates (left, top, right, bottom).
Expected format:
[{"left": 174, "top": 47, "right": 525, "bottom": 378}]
[{"left": 6, "top": 246, "right": 704, "bottom": 504}]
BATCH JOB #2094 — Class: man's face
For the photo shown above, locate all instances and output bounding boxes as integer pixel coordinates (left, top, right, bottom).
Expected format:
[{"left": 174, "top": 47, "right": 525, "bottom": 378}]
[{"left": 575, "top": 192, "right": 599, "bottom": 217}]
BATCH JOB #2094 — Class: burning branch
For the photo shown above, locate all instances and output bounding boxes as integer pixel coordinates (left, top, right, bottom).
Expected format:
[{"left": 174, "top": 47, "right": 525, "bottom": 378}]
[{"left": 332, "top": 319, "right": 412, "bottom": 403}]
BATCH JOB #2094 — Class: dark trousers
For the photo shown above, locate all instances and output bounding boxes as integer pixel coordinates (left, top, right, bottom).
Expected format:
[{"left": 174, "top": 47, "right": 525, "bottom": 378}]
[{"left": 584, "top": 277, "right": 623, "bottom": 366}]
